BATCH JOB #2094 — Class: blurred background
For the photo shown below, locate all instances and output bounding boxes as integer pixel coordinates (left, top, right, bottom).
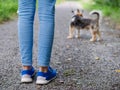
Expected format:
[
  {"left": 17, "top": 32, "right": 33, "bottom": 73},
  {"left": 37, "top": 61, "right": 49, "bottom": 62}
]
[{"left": 0, "top": 0, "right": 120, "bottom": 24}]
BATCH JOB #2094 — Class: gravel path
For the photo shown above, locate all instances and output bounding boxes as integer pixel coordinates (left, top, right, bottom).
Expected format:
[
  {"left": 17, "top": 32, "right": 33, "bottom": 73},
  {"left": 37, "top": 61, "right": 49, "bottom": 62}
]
[{"left": 0, "top": 1, "right": 120, "bottom": 90}]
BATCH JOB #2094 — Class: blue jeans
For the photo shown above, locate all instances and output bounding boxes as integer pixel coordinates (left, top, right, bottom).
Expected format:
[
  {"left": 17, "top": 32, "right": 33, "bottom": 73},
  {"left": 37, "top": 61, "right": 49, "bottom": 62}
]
[{"left": 18, "top": 0, "right": 56, "bottom": 66}]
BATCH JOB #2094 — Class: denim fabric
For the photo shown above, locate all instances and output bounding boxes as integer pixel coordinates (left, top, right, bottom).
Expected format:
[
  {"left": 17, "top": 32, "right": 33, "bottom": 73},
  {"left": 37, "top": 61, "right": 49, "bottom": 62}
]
[{"left": 18, "top": 0, "right": 56, "bottom": 66}]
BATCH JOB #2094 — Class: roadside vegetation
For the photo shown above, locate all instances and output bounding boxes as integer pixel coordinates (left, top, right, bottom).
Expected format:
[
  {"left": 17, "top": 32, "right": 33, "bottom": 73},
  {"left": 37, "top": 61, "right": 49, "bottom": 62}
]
[
  {"left": 2, "top": 0, "right": 119, "bottom": 24},
  {"left": 80, "top": 0, "right": 120, "bottom": 23},
  {"left": 57, "top": 0, "right": 65, "bottom": 4},
  {"left": 0, "top": 0, "right": 18, "bottom": 23},
  {"left": 0, "top": 0, "right": 64, "bottom": 23}
]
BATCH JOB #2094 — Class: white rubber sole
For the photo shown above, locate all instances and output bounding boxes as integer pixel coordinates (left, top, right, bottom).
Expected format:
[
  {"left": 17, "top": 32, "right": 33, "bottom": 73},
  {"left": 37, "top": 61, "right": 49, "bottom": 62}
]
[
  {"left": 21, "top": 76, "right": 32, "bottom": 83},
  {"left": 36, "top": 76, "right": 57, "bottom": 85},
  {"left": 21, "top": 71, "right": 36, "bottom": 83}
]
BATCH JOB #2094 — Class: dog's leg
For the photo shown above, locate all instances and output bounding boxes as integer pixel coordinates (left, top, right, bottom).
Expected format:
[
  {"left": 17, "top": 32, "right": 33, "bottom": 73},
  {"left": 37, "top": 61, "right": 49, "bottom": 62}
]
[
  {"left": 75, "top": 29, "right": 80, "bottom": 38},
  {"left": 67, "top": 26, "right": 74, "bottom": 39},
  {"left": 90, "top": 29, "right": 97, "bottom": 42},
  {"left": 96, "top": 30, "right": 102, "bottom": 41}
]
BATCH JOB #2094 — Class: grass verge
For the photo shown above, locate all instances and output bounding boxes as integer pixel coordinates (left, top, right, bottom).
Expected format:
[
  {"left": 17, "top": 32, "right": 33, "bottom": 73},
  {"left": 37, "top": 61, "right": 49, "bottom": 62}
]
[
  {"left": 56, "top": 0, "right": 65, "bottom": 4},
  {"left": 0, "top": 0, "right": 64, "bottom": 23},
  {"left": 80, "top": 0, "right": 120, "bottom": 23},
  {"left": 0, "top": 0, "right": 18, "bottom": 23}
]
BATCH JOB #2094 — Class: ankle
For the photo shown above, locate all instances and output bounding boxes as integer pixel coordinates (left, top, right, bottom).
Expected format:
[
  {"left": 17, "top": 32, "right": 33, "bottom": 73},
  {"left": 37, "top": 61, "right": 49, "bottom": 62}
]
[
  {"left": 39, "top": 67, "right": 48, "bottom": 73},
  {"left": 23, "top": 66, "right": 32, "bottom": 70}
]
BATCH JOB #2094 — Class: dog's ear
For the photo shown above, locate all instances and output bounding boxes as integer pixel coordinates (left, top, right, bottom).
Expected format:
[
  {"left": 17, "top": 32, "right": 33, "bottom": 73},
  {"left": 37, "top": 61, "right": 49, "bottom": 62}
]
[
  {"left": 77, "top": 9, "right": 80, "bottom": 12},
  {"left": 81, "top": 9, "right": 84, "bottom": 13},
  {"left": 72, "top": 10, "right": 74, "bottom": 13}
]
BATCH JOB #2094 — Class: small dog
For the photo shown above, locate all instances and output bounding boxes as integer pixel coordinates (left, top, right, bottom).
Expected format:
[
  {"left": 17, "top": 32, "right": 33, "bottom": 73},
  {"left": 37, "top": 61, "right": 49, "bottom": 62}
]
[{"left": 67, "top": 9, "right": 102, "bottom": 42}]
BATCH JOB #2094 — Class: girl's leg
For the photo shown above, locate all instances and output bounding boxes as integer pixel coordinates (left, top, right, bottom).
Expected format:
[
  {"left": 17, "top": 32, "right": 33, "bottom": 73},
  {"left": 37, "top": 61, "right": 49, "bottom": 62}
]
[
  {"left": 18, "top": 0, "right": 36, "bottom": 67},
  {"left": 36, "top": 0, "right": 57, "bottom": 84},
  {"left": 38, "top": 0, "right": 56, "bottom": 68}
]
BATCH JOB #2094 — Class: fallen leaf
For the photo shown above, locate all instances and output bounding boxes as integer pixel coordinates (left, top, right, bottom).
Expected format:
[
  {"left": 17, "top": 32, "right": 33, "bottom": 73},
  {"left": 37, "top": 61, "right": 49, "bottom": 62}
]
[
  {"left": 115, "top": 70, "right": 120, "bottom": 72},
  {"left": 63, "top": 69, "right": 75, "bottom": 77}
]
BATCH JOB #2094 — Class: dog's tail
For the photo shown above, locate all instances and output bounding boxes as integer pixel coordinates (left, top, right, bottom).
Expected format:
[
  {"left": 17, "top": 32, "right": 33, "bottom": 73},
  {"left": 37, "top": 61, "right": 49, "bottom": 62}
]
[{"left": 89, "top": 10, "right": 102, "bottom": 24}]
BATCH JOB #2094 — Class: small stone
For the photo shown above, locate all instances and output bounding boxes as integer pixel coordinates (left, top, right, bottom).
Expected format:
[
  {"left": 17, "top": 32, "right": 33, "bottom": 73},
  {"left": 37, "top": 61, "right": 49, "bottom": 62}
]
[
  {"left": 56, "top": 62, "right": 61, "bottom": 65},
  {"left": 74, "top": 48, "right": 79, "bottom": 51},
  {"left": 76, "top": 77, "right": 81, "bottom": 79},
  {"left": 66, "top": 45, "right": 70, "bottom": 48},
  {"left": 67, "top": 58, "right": 72, "bottom": 61},
  {"left": 109, "top": 60, "right": 112, "bottom": 62},
  {"left": 115, "top": 24, "right": 120, "bottom": 30},
  {"left": 113, "top": 55, "right": 118, "bottom": 57},
  {"left": 77, "top": 82, "right": 81, "bottom": 85},
  {"left": 76, "top": 79, "right": 82, "bottom": 85},
  {"left": 72, "top": 78, "right": 77, "bottom": 81},
  {"left": 104, "top": 43, "right": 107, "bottom": 46},
  {"left": 59, "top": 80, "right": 64, "bottom": 83},
  {"left": 95, "top": 57, "right": 100, "bottom": 60}
]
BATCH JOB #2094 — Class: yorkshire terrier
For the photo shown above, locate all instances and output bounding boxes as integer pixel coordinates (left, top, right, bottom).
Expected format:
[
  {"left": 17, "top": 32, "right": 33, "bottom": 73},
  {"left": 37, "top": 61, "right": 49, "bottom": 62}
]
[{"left": 67, "top": 9, "right": 102, "bottom": 42}]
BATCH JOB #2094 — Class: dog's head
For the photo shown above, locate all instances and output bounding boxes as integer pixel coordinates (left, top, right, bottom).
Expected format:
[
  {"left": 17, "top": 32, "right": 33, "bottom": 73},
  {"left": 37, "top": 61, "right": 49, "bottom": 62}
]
[
  {"left": 72, "top": 9, "right": 83, "bottom": 17},
  {"left": 71, "top": 9, "right": 84, "bottom": 24}
]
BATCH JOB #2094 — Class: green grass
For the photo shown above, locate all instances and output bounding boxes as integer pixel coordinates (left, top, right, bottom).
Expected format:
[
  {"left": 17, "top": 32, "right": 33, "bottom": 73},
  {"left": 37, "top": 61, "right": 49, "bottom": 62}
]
[
  {"left": 0, "top": 0, "right": 18, "bottom": 23},
  {"left": 0, "top": 0, "right": 64, "bottom": 23},
  {"left": 56, "top": 0, "right": 65, "bottom": 4},
  {"left": 80, "top": 0, "right": 120, "bottom": 23}
]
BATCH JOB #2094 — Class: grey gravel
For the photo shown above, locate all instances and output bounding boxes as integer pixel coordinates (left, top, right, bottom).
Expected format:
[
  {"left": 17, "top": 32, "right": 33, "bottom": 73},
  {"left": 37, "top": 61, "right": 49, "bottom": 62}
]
[{"left": 0, "top": 1, "right": 120, "bottom": 90}]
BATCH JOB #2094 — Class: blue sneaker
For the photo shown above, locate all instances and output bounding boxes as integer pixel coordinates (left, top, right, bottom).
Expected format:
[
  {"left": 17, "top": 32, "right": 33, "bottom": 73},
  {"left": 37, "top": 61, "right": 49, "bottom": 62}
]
[
  {"left": 21, "top": 66, "right": 36, "bottom": 83},
  {"left": 36, "top": 67, "right": 57, "bottom": 84}
]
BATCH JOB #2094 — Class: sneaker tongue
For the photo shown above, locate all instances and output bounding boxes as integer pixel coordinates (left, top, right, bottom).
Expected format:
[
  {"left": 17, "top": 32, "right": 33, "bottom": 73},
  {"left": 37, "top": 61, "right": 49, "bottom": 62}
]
[{"left": 48, "top": 67, "right": 53, "bottom": 72}]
